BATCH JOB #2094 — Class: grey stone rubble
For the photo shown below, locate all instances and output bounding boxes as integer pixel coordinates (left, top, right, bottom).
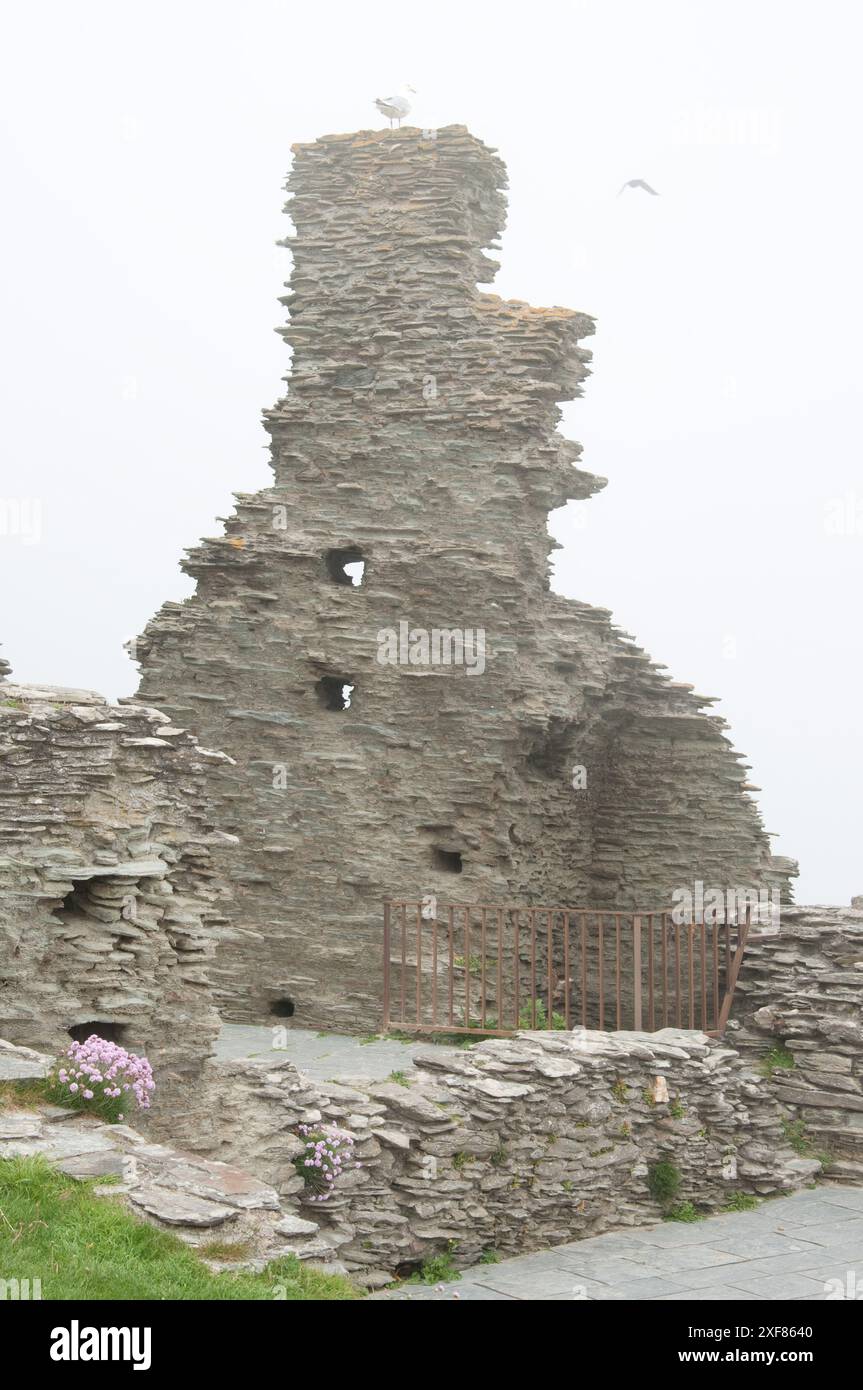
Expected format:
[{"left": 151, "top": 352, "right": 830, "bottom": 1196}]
[
  {"left": 132, "top": 124, "right": 795, "bottom": 1032},
  {"left": 0, "top": 675, "right": 235, "bottom": 1117},
  {"left": 734, "top": 904, "right": 863, "bottom": 1180}
]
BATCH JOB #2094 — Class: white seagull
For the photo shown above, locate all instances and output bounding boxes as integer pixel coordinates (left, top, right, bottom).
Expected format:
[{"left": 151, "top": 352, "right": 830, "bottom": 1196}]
[
  {"left": 375, "top": 85, "right": 415, "bottom": 128},
  {"left": 618, "top": 178, "right": 660, "bottom": 197}
]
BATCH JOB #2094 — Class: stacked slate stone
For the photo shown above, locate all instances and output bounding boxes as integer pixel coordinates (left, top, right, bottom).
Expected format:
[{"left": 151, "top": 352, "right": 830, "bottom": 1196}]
[
  {"left": 733, "top": 904, "right": 863, "bottom": 1180},
  {"left": 179, "top": 1027, "right": 817, "bottom": 1280},
  {"left": 0, "top": 671, "right": 235, "bottom": 1117},
  {"left": 134, "top": 125, "right": 795, "bottom": 1032}
]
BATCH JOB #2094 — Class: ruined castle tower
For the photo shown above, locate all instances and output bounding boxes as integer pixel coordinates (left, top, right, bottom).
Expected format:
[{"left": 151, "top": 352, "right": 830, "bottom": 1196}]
[{"left": 135, "top": 127, "right": 793, "bottom": 1031}]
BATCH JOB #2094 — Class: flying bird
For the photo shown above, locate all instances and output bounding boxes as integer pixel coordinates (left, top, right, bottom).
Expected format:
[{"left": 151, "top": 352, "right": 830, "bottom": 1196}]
[
  {"left": 618, "top": 178, "right": 660, "bottom": 196},
  {"left": 375, "top": 85, "right": 415, "bottom": 128}
]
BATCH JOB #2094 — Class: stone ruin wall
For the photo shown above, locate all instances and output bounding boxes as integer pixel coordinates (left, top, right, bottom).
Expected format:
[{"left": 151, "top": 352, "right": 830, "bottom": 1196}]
[
  {"left": 133, "top": 126, "right": 793, "bottom": 1034},
  {"left": 0, "top": 128, "right": 857, "bottom": 1279},
  {"left": 0, "top": 662, "right": 234, "bottom": 1118},
  {"left": 177, "top": 1027, "right": 818, "bottom": 1279},
  {"left": 731, "top": 905, "right": 863, "bottom": 1182}
]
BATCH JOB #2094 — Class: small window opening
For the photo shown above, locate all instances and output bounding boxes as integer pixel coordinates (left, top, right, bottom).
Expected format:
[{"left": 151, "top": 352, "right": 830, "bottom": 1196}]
[
  {"left": 67, "top": 1021, "right": 128, "bottom": 1044},
  {"left": 270, "top": 997, "right": 295, "bottom": 1018},
  {"left": 432, "top": 847, "right": 463, "bottom": 874},
  {"left": 316, "top": 676, "right": 354, "bottom": 711},
  {"left": 325, "top": 548, "right": 365, "bottom": 587}
]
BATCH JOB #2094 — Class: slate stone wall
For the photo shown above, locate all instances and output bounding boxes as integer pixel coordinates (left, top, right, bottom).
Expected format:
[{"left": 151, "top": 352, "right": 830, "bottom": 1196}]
[
  {"left": 133, "top": 126, "right": 793, "bottom": 1032},
  {"left": 182, "top": 1027, "right": 817, "bottom": 1278},
  {"left": 0, "top": 677, "right": 234, "bottom": 1112},
  {"left": 733, "top": 905, "right": 863, "bottom": 1181}
]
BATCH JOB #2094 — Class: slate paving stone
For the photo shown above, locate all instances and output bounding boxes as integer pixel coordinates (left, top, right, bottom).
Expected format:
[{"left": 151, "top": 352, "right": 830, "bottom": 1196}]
[
  {"left": 619, "top": 1244, "right": 745, "bottom": 1273},
  {"left": 676, "top": 1254, "right": 811, "bottom": 1288},
  {"left": 375, "top": 1283, "right": 516, "bottom": 1301},
  {"left": 707, "top": 1234, "right": 823, "bottom": 1259},
  {"left": 756, "top": 1200, "right": 861, "bottom": 1228},
  {"left": 538, "top": 1250, "right": 674, "bottom": 1282},
  {"left": 591, "top": 1275, "right": 691, "bottom": 1300},
  {"left": 724, "top": 1243, "right": 863, "bottom": 1280},
  {"left": 655, "top": 1288, "right": 763, "bottom": 1301},
  {"left": 817, "top": 1189, "right": 863, "bottom": 1213},
  {"left": 551, "top": 1235, "right": 651, "bottom": 1262},
  {"left": 779, "top": 1218, "right": 863, "bottom": 1249},
  {"left": 793, "top": 1264, "right": 863, "bottom": 1292},
  {"left": 624, "top": 1222, "right": 756, "bottom": 1249},
  {"left": 457, "top": 1264, "right": 592, "bottom": 1298},
  {"left": 722, "top": 1272, "right": 831, "bottom": 1299}
]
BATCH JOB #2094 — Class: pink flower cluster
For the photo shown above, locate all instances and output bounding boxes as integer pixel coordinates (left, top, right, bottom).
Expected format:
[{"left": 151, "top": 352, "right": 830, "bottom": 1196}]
[
  {"left": 297, "top": 1123, "right": 357, "bottom": 1202},
  {"left": 55, "top": 1035, "right": 155, "bottom": 1113}
]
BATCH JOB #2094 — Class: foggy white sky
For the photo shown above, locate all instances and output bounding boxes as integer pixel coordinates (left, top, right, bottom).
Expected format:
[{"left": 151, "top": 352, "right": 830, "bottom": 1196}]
[{"left": 0, "top": 0, "right": 860, "bottom": 904}]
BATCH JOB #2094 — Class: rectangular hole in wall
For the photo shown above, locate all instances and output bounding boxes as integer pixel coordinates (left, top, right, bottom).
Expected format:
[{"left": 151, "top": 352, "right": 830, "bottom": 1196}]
[
  {"left": 432, "top": 847, "right": 463, "bottom": 873},
  {"left": 315, "top": 675, "right": 355, "bottom": 711}
]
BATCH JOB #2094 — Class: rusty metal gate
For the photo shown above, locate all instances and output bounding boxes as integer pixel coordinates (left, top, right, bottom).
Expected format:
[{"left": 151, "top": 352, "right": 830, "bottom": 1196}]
[{"left": 382, "top": 902, "right": 753, "bottom": 1038}]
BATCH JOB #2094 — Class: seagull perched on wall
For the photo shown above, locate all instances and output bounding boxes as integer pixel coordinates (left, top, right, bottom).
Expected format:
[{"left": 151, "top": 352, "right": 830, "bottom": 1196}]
[
  {"left": 618, "top": 178, "right": 660, "bottom": 196},
  {"left": 375, "top": 85, "right": 415, "bottom": 128}
]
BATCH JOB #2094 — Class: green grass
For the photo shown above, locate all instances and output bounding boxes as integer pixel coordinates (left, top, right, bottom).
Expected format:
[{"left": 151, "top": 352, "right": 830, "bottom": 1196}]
[
  {"left": 0, "top": 1157, "right": 359, "bottom": 1301},
  {"left": 406, "top": 1248, "right": 461, "bottom": 1285},
  {"left": 781, "top": 1117, "right": 832, "bottom": 1169},
  {"left": 664, "top": 1201, "right": 702, "bottom": 1223},
  {"left": 517, "top": 999, "right": 566, "bottom": 1030},
  {"left": 0, "top": 1079, "right": 50, "bottom": 1110},
  {"left": 198, "top": 1238, "right": 255, "bottom": 1261},
  {"left": 387, "top": 1070, "right": 411, "bottom": 1087},
  {"left": 759, "top": 1046, "right": 795, "bottom": 1077},
  {"left": 3, "top": 1073, "right": 132, "bottom": 1126},
  {"left": 725, "top": 1191, "right": 760, "bottom": 1212},
  {"left": 453, "top": 955, "right": 489, "bottom": 973},
  {"left": 359, "top": 1030, "right": 416, "bottom": 1045}
]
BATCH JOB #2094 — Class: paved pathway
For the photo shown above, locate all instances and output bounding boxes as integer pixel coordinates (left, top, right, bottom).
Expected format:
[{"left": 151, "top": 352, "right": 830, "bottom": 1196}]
[
  {"left": 214, "top": 1022, "right": 456, "bottom": 1082},
  {"left": 374, "top": 1186, "right": 863, "bottom": 1300}
]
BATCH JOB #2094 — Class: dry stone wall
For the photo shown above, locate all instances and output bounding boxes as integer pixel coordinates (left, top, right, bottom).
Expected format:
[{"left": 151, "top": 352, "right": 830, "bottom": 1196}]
[
  {"left": 0, "top": 671, "right": 234, "bottom": 1116},
  {"left": 732, "top": 905, "right": 863, "bottom": 1181},
  {"left": 134, "top": 125, "right": 793, "bottom": 1033},
  {"left": 180, "top": 1027, "right": 818, "bottom": 1279}
]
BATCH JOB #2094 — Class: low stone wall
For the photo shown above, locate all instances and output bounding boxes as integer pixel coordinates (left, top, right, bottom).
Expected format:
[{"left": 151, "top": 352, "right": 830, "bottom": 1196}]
[
  {"left": 183, "top": 1028, "right": 817, "bottom": 1279},
  {"left": 732, "top": 905, "right": 863, "bottom": 1182}
]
